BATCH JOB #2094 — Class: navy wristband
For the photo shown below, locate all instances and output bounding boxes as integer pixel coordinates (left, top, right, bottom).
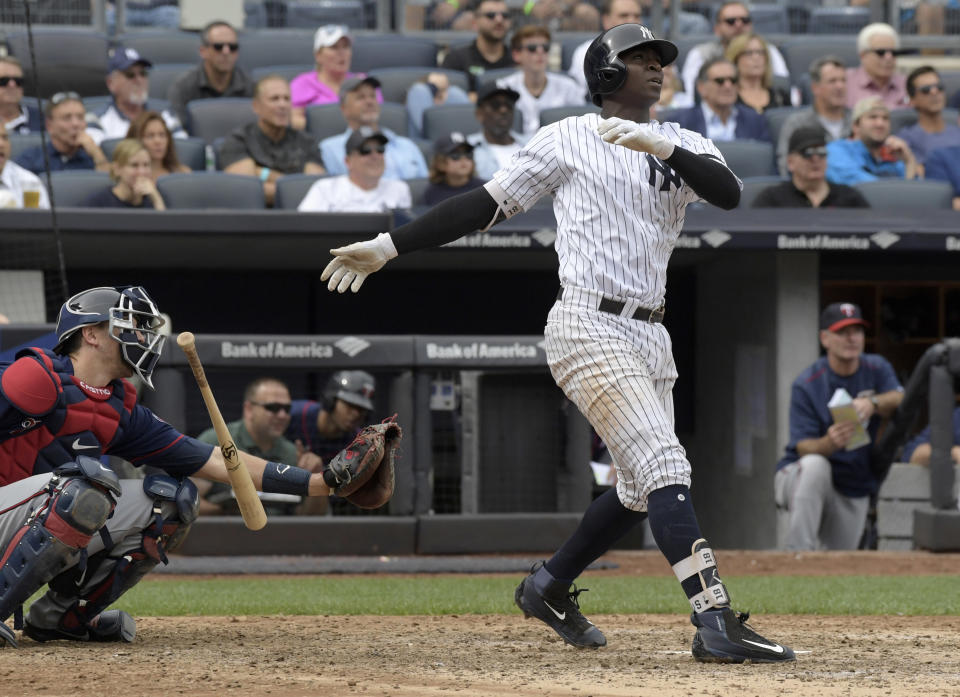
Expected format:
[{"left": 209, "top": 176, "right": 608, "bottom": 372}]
[{"left": 262, "top": 461, "right": 311, "bottom": 497}]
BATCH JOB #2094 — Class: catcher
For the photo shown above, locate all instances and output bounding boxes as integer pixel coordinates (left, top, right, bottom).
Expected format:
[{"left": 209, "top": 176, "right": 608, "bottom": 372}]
[{"left": 0, "top": 286, "right": 399, "bottom": 647}]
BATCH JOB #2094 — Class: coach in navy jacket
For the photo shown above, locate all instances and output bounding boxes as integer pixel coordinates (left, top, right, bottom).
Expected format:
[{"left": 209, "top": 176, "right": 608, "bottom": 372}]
[{"left": 671, "top": 58, "right": 771, "bottom": 143}]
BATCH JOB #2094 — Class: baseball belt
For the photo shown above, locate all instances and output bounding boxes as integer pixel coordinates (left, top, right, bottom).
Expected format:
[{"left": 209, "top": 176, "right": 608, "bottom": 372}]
[{"left": 557, "top": 288, "right": 665, "bottom": 323}]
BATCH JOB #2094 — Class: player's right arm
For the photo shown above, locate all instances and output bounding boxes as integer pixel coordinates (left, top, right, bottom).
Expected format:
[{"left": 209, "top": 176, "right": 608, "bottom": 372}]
[{"left": 321, "top": 125, "right": 562, "bottom": 293}]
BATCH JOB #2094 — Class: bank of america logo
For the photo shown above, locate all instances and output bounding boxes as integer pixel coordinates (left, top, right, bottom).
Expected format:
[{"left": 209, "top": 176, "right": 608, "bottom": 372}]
[
  {"left": 532, "top": 228, "right": 556, "bottom": 246},
  {"left": 870, "top": 231, "right": 899, "bottom": 249},
  {"left": 701, "top": 230, "right": 731, "bottom": 248},
  {"left": 334, "top": 336, "right": 370, "bottom": 357}
]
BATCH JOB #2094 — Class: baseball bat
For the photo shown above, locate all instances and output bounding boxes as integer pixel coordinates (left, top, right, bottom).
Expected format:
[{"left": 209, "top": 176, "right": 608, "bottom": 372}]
[{"left": 177, "top": 332, "right": 268, "bottom": 531}]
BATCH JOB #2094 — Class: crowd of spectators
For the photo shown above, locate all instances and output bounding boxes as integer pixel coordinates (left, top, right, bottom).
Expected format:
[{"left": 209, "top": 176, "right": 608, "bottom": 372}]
[{"left": 3, "top": 2, "right": 960, "bottom": 211}]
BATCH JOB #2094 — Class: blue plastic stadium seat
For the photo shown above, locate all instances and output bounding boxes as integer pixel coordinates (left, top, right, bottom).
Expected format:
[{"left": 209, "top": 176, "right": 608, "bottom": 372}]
[{"left": 156, "top": 172, "right": 266, "bottom": 209}]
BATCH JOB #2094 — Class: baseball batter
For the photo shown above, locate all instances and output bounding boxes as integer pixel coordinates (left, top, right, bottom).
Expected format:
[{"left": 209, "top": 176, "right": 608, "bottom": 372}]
[
  {"left": 321, "top": 24, "right": 794, "bottom": 663},
  {"left": 0, "top": 286, "right": 338, "bottom": 648}
]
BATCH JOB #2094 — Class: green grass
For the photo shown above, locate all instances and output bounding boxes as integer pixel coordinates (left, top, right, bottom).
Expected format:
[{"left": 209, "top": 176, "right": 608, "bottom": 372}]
[{"left": 111, "top": 575, "right": 960, "bottom": 617}]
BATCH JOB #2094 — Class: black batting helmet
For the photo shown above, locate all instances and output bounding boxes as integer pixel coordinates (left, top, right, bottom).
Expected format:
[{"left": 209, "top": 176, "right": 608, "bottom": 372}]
[{"left": 584, "top": 23, "right": 679, "bottom": 107}]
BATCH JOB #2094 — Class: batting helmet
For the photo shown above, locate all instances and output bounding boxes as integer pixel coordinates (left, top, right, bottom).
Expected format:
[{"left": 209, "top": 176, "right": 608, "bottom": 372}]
[
  {"left": 323, "top": 370, "right": 375, "bottom": 412},
  {"left": 54, "top": 286, "right": 166, "bottom": 388},
  {"left": 584, "top": 23, "right": 679, "bottom": 107}
]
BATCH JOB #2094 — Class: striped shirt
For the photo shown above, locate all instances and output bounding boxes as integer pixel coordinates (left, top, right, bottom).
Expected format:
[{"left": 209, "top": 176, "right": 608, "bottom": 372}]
[{"left": 492, "top": 113, "right": 727, "bottom": 308}]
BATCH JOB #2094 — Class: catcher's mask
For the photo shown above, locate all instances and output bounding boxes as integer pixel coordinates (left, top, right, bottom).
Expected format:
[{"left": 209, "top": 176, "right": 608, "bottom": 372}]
[{"left": 54, "top": 286, "right": 166, "bottom": 388}]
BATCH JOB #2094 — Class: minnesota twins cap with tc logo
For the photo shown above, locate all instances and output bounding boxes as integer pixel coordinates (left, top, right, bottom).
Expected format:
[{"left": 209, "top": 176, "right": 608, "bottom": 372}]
[{"left": 820, "top": 302, "right": 869, "bottom": 332}]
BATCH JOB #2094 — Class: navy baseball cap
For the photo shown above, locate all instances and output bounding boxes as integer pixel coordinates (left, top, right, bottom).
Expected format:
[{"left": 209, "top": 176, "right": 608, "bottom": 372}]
[
  {"left": 346, "top": 126, "right": 388, "bottom": 154},
  {"left": 108, "top": 46, "right": 152, "bottom": 73},
  {"left": 476, "top": 82, "right": 520, "bottom": 105},
  {"left": 339, "top": 76, "right": 381, "bottom": 99},
  {"left": 433, "top": 131, "right": 474, "bottom": 156},
  {"left": 820, "top": 302, "right": 869, "bottom": 332},
  {"left": 788, "top": 126, "right": 828, "bottom": 154}
]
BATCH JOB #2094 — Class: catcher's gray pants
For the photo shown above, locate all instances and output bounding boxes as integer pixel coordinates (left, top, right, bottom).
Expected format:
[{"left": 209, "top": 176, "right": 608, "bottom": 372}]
[
  {"left": 0, "top": 473, "right": 178, "bottom": 631},
  {"left": 545, "top": 285, "right": 692, "bottom": 512},
  {"left": 775, "top": 454, "right": 869, "bottom": 550}
]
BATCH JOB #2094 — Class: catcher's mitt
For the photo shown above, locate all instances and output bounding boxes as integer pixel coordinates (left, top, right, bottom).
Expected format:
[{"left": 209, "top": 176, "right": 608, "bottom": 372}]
[{"left": 323, "top": 414, "right": 401, "bottom": 509}]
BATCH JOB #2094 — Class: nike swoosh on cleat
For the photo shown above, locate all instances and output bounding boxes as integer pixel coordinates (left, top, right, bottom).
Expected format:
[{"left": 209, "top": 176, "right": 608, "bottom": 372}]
[
  {"left": 742, "top": 639, "right": 784, "bottom": 653},
  {"left": 542, "top": 601, "right": 566, "bottom": 621},
  {"left": 72, "top": 438, "right": 99, "bottom": 451}
]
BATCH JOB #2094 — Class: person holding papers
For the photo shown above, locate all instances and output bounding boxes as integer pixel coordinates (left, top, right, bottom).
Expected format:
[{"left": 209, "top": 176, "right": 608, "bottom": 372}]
[{"left": 774, "top": 302, "right": 904, "bottom": 550}]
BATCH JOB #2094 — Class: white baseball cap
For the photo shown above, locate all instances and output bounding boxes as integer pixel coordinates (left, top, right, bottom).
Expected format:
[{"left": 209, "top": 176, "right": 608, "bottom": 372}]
[{"left": 314, "top": 25, "right": 350, "bottom": 52}]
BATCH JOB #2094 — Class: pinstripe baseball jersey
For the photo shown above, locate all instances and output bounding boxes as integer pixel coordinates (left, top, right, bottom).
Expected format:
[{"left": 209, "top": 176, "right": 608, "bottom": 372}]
[{"left": 492, "top": 113, "right": 730, "bottom": 308}]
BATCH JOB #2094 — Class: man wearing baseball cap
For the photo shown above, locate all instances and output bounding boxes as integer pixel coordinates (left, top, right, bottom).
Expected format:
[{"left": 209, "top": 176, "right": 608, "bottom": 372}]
[
  {"left": 775, "top": 302, "right": 904, "bottom": 550},
  {"left": 86, "top": 46, "right": 186, "bottom": 145},
  {"left": 319, "top": 76, "right": 427, "bottom": 180},
  {"left": 753, "top": 126, "right": 869, "bottom": 208},
  {"left": 467, "top": 82, "right": 527, "bottom": 179},
  {"left": 825, "top": 96, "right": 918, "bottom": 185}
]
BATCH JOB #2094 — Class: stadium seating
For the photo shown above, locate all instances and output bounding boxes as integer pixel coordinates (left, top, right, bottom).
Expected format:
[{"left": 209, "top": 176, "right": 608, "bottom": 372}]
[
  {"left": 8, "top": 133, "right": 43, "bottom": 162},
  {"left": 560, "top": 34, "right": 594, "bottom": 73},
  {"left": 716, "top": 140, "right": 777, "bottom": 178},
  {"left": 747, "top": 4, "right": 790, "bottom": 34},
  {"left": 49, "top": 171, "right": 112, "bottom": 207},
  {"left": 854, "top": 179, "right": 955, "bottom": 209},
  {"left": 405, "top": 177, "right": 430, "bottom": 207},
  {"left": 156, "top": 172, "right": 266, "bottom": 209},
  {"left": 891, "top": 108, "right": 959, "bottom": 134},
  {"left": 149, "top": 63, "right": 194, "bottom": 101},
  {"left": 236, "top": 30, "right": 315, "bottom": 72},
  {"left": 286, "top": 0, "right": 371, "bottom": 29},
  {"left": 779, "top": 36, "right": 861, "bottom": 85},
  {"left": 250, "top": 65, "right": 310, "bottom": 85},
  {"left": 738, "top": 176, "right": 786, "bottom": 208},
  {"left": 115, "top": 31, "right": 202, "bottom": 64},
  {"left": 807, "top": 7, "right": 871, "bottom": 35},
  {"left": 100, "top": 136, "right": 208, "bottom": 172},
  {"left": 369, "top": 67, "right": 469, "bottom": 104},
  {"left": 5, "top": 30, "right": 110, "bottom": 98},
  {"left": 763, "top": 106, "right": 802, "bottom": 146},
  {"left": 304, "top": 102, "right": 408, "bottom": 141},
  {"left": 351, "top": 35, "right": 438, "bottom": 73},
  {"left": 539, "top": 105, "right": 601, "bottom": 127},
  {"left": 423, "top": 103, "right": 523, "bottom": 140},
  {"left": 274, "top": 173, "right": 326, "bottom": 209},
  {"left": 185, "top": 98, "right": 256, "bottom": 143}
]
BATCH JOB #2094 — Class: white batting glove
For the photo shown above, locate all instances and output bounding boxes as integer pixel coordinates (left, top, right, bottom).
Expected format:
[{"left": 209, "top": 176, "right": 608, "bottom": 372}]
[
  {"left": 320, "top": 232, "right": 398, "bottom": 293},
  {"left": 598, "top": 117, "right": 675, "bottom": 160}
]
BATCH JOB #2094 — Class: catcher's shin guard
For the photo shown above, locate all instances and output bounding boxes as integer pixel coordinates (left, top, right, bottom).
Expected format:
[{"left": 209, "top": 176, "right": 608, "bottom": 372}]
[
  {"left": 29, "top": 475, "right": 198, "bottom": 641},
  {"left": 0, "top": 459, "right": 120, "bottom": 647}
]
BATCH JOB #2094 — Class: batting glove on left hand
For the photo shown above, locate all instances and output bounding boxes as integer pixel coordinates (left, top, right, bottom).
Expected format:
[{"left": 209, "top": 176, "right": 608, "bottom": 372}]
[
  {"left": 598, "top": 117, "right": 675, "bottom": 160},
  {"left": 321, "top": 232, "right": 398, "bottom": 293}
]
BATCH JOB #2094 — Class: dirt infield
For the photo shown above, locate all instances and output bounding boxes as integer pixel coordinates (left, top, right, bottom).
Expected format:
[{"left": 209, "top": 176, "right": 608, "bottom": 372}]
[{"left": 3, "top": 551, "right": 959, "bottom": 697}]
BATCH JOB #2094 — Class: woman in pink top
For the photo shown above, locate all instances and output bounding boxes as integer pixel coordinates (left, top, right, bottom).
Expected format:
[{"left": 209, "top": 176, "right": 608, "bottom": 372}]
[{"left": 291, "top": 25, "right": 380, "bottom": 129}]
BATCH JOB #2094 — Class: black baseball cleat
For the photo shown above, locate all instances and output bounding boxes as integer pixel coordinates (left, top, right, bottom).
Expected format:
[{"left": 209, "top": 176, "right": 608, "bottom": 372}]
[
  {"left": 515, "top": 562, "right": 606, "bottom": 648},
  {"left": 24, "top": 610, "right": 136, "bottom": 643},
  {"left": 0, "top": 622, "right": 17, "bottom": 648},
  {"left": 691, "top": 607, "right": 795, "bottom": 663}
]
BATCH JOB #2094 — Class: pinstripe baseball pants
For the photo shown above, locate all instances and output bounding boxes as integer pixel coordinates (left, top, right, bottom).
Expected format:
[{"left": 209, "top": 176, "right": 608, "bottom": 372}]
[{"left": 545, "top": 285, "right": 692, "bottom": 511}]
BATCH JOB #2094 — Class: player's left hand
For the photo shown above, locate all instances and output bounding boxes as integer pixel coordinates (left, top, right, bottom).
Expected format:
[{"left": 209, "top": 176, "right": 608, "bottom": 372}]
[
  {"left": 598, "top": 117, "right": 675, "bottom": 160},
  {"left": 321, "top": 232, "right": 398, "bottom": 293}
]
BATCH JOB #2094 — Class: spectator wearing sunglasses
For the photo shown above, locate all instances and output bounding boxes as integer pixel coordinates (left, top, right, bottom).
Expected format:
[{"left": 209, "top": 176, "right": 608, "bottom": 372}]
[
  {"left": 425, "top": 131, "right": 484, "bottom": 205},
  {"left": 674, "top": 58, "right": 771, "bottom": 143},
  {"left": 220, "top": 75, "right": 325, "bottom": 207},
  {"left": 847, "top": 23, "right": 908, "bottom": 111},
  {"left": 15, "top": 92, "right": 111, "bottom": 175},
  {"left": 680, "top": 1, "right": 789, "bottom": 101},
  {"left": 195, "top": 377, "right": 316, "bottom": 516},
  {"left": 0, "top": 57, "right": 43, "bottom": 135},
  {"left": 496, "top": 26, "right": 585, "bottom": 137},
  {"left": 826, "top": 96, "right": 918, "bottom": 186},
  {"left": 441, "top": 0, "right": 516, "bottom": 94},
  {"left": 466, "top": 83, "right": 528, "bottom": 179},
  {"left": 754, "top": 127, "right": 869, "bottom": 208},
  {"left": 897, "top": 66, "right": 960, "bottom": 168},
  {"left": 299, "top": 128, "right": 412, "bottom": 213},
  {"left": 319, "top": 77, "right": 427, "bottom": 180},
  {"left": 86, "top": 46, "right": 186, "bottom": 146},
  {"left": 167, "top": 21, "right": 253, "bottom": 128}
]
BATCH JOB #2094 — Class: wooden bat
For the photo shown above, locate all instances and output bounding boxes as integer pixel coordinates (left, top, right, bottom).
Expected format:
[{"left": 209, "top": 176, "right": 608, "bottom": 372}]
[{"left": 177, "top": 332, "right": 267, "bottom": 531}]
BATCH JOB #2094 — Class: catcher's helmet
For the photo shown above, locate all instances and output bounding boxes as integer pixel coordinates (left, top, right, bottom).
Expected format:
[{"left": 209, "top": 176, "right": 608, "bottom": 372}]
[
  {"left": 323, "top": 370, "right": 375, "bottom": 412},
  {"left": 54, "top": 286, "right": 166, "bottom": 389},
  {"left": 584, "top": 23, "right": 679, "bottom": 107}
]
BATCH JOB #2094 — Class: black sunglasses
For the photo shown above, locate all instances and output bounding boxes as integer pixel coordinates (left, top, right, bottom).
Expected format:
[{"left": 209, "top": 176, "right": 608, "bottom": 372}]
[
  {"left": 446, "top": 151, "right": 473, "bottom": 160},
  {"left": 0, "top": 76, "right": 24, "bottom": 87},
  {"left": 711, "top": 76, "right": 738, "bottom": 86},
  {"left": 482, "top": 11, "right": 509, "bottom": 20},
  {"left": 358, "top": 143, "right": 386, "bottom": 155},
  {"left": 207, "top": 42, "right": 239, "bottom": 52},
  {"left": 916, "top": 82, "right": 945, "bottom": 94},
  {"left": 869, "top": 48, "right": 899, "bottom": 58},
  {"left": 521, "top": 43, "right": 550, "bottom": 53},
  {"left": 250, "top": 401, "right": 292, "bottom": 414},
  {"left": 798, "top": 146, "right": 828, "bottom": 159},
  {"left": 722, "top": 15, "right": 752, "bottom": 25}
]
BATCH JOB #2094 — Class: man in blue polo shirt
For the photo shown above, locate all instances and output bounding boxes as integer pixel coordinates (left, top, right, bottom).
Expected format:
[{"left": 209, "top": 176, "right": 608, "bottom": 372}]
[
  {"left": 825, "top": 96, "right": 918, "bottom": 185},
  {"left": 775, "top": 302, "right": 904, "bottom": 550},
  {"left": 15, "top": 92, "right": 110, "bottom": 175},
  {"left": 925, "top": 144, "right": 960, "bottom": 211}
]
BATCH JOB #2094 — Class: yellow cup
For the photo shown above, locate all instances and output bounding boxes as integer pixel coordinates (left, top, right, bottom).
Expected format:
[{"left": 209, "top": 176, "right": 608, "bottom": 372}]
[{"left": 23, "top": 189, "right": 40, "bottom": 208}]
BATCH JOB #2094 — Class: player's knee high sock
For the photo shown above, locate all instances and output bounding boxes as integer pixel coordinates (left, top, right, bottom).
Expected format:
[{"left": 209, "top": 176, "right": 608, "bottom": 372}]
[
  {"left": 647, "top": 485, "right": 715, "bottom": 601},
  {"left": 536, "top": 487, "right": 647, "bottom": 591}
]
